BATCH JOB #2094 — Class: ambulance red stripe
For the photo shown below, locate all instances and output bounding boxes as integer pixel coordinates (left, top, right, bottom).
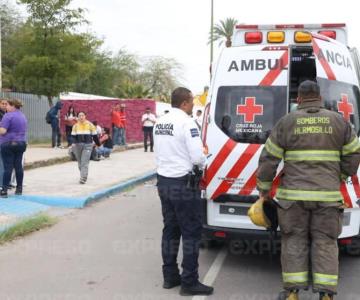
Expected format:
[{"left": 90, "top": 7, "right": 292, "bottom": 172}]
[
  {"left": 239, "top": 170, "right": 257, "bottom": 195},
  {"left": 270, "top": 172, "right": 282, "bottom": 198},
  {"left": 211, "top": 144, "right": 261, "bottom": 200},
  {"left": 259, "top": 50, "right": 289, "bottom": 86},
  {"left": 351, "top": 175, "right": 360, "bottom": 199},
  {"left": 340, "top": 182, "right": 353, "bottom": 208},
  {"left": 312, "top": 38, "right": 337, "bottom": 80},
  {"left": 206, "top": 139, "right": 237, "bottom": 186}
]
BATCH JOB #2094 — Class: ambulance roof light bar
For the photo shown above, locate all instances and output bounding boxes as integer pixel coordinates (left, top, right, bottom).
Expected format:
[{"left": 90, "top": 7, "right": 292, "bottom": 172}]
[
  {"left": 318, "top": 30, "right": 336, "bottom": 39},
  {"left": 245, "top": 32, "right": 263, "bottom": 44},
  {"left": 236, "top": 23, "right": 346, "bottom": 30}
]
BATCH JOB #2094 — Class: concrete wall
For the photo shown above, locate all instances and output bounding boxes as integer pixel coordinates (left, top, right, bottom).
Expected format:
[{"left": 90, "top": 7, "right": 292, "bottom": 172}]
[{"left": 60, "top": 99, "right": 156, "bottom": 143}]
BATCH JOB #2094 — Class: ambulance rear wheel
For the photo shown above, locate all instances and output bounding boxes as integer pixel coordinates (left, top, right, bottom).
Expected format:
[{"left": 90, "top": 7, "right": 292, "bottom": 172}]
[{"left": 344, "top": 237, "right": 360, "bottom": 256}]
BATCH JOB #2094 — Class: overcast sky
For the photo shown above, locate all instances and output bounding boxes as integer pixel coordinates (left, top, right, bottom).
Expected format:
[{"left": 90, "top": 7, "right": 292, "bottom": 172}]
[{"left": 11, "top": 0, "right": 359, "bottom": 95}]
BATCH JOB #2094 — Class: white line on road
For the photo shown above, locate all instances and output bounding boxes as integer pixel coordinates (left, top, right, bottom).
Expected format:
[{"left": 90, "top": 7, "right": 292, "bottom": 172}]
[{"left": 192, "top": 246, "right": 228, "bottom": 300}]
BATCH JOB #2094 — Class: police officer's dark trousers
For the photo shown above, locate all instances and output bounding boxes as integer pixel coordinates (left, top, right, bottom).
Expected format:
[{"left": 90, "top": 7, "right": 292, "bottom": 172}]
[{"left": 157, "top": 175, "right": 202, "bottom": 286}]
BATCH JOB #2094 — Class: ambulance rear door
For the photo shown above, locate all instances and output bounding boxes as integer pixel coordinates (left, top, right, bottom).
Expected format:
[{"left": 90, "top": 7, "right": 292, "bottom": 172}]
[
  {"left": 312, "top": 34, "right": 360, "bottom": 238},
  {"left": 205, "top": 46, "right": 288, "bottom": 230}
]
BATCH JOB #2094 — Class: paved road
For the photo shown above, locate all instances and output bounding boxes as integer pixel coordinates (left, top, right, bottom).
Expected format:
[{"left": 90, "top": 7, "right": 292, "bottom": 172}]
[{"left": 0, "top": 182, "right": 359, "bottom": 300}]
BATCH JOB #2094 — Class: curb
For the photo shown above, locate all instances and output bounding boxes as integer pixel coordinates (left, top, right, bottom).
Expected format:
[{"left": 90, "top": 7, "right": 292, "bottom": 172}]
[
  {"left": 15, "top": 171, "right": 157, "bottom": 209},
  {"left": 25, "top": 143, "right": 144, "bottom": 170},
  {"left": 83, "top": 171, "right": 156, "bottom": 207}
]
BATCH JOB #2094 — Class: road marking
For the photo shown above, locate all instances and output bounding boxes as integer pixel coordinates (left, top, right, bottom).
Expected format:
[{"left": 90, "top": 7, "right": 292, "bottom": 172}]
[{"left": 192, "top": 246, "right": 228, "bottom": 300}]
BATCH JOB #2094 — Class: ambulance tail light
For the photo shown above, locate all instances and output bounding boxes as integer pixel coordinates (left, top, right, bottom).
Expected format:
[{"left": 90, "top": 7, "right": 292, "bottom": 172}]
[
  {"left": 339, "top": 238, "right": 352, "bottom": 245},
  {"left": 245, "top": 32, "right": 263, "bottom": 44},
  {"left": 318, "top": 30, "right": 336, "bottom": 39},
  {"left": 294, "top": 31, "right": 312, "bottom": 43},
  {"left": 214, "top": 231, "right": 226, "bottom": 238},
  {"left": 267, "top": 31, "right": 285, "bottom": 43}
]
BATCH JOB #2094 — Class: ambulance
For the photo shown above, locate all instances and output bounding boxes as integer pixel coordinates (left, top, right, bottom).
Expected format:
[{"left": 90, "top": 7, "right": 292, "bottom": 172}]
[{"left": 201, "top": 23, "right": 360, "bottom": 253}]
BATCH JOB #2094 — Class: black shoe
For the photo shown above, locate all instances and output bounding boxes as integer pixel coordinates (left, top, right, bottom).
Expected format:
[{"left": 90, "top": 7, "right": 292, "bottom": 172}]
[
  {"left": 150, "top": 149, "right": 154, "bottom": 152},
  {"left": 163, "top": 278, "right": 181, "bottom": 289},
  {"left": 144, "top": 149, "right": 147, "bottom": 152},
  {"left": 0, "top": 189, "right": 8, "bottom": 198},
  {"left": 180, "top": 281, "right": 214, "bottom": 296},
  {"left": 15, "top": 186, "right": 22, "bottom": 195}
]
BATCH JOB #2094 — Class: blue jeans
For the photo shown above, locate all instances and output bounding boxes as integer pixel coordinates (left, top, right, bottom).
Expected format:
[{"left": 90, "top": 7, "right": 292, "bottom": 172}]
[
  {"left": 0, "top": 148, "right": 3, "bottom": 188},
  {"left": 51, "top": 119, "right": 61, "bottom": 147},
  {"left": 112, "top": 126, "right": 120, "bottom": 145},
  {"left": 113, "top": 126, "right": 126, "bottom": 145},
  {"left": 119, "top": 127, "right": 126, "bottom": 145},
  {"left": 96, "top": 146, "right": 112, "bottom": 157},
  {"left": 1, "top": 141, "right": 27, "bottom": 189}
]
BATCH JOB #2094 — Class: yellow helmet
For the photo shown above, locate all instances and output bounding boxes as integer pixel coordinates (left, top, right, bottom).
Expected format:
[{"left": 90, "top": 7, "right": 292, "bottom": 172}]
[{"left": 247, "top": 197, "right": 271, "bottom": 228}]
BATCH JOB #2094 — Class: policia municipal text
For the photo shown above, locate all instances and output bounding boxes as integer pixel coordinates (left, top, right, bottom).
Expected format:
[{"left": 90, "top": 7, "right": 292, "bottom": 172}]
[
  {"left": 153, "top": 87, "right": 213, "bottom": 296},
  {"left": 256, "top": 81, "right": 360, "bottom": 300}
]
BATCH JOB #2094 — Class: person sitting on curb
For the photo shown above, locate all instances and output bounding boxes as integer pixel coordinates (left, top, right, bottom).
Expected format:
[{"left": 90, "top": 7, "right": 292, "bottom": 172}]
[
  {"left": 96, "top": 127, "right": 113, "bottom": 158},
  {"left": 71, "top": 111, "right": 100, "bottom": 184}
]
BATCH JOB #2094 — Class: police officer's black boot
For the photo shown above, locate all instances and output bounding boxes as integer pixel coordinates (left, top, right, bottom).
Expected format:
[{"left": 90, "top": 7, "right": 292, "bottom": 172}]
[
  {"left": 163, "top": 277, "right": 181, "bottom": 289},
  {"left": 179, "top": 281, "right": 214, "bottom": 296}
]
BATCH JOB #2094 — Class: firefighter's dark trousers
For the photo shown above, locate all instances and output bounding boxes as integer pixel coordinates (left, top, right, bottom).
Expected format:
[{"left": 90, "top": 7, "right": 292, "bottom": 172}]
[
  {"left": 157, "top": 174, "right": 202, "bottom": 286},
  {"left": 277, "top": 200, "right": 343, "bottom": 294}
]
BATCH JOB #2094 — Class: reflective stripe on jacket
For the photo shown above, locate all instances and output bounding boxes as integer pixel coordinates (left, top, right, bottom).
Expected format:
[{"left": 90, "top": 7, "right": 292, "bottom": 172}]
[{"left": 256, "top": 99, "right": 360, "bottom": 202}]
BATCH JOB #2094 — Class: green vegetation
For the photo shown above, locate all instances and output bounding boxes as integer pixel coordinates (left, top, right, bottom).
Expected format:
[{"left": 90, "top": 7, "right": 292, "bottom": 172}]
[
  {"left": 0, "top": 214, "right": 58, "bottom": 244},
  {"left": 1, "top": 0, "right": 182, "bottom": 103},
  {"left": 209, "top": 17, "right": 238, "bottom": 48}
]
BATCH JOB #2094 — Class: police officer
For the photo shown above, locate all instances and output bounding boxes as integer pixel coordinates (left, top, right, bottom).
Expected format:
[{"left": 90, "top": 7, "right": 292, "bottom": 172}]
[
  {"left": 256, "top": 80, "right": 360, "bottom": 300},
  {"left": 154, "top": 87, "right": 213, "bottom": 296}
]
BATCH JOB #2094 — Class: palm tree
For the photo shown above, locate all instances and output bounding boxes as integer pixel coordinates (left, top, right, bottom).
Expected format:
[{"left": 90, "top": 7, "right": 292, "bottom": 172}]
[{"left": 209, "top": 18, "right": 238, "bottom": 47}]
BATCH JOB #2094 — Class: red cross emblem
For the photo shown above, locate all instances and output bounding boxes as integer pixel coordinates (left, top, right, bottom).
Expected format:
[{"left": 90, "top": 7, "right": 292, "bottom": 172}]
[
  {"left": 237, "top": 97, "right": 263, "bottom": 123},
  {"left": 337, "top": 94, "right": 354, "bottom": 122}
]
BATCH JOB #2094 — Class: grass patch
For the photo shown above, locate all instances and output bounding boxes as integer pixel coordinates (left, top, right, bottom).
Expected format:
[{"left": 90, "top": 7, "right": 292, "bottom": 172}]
[{"left": 0, "top": 214, "right": 58, "bottom": 245}]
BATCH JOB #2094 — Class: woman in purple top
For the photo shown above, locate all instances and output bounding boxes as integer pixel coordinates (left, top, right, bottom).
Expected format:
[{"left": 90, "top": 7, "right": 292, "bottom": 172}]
[{"left": 0, "top": 99, "right": 27, "bottom": 197}]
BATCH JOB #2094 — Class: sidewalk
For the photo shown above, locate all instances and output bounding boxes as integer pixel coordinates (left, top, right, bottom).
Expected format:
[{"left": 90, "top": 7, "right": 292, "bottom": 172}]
[
  {"left": 24, "top": 143, "right": 143, "bottom": 169},
  {"left": 0, "top": 146, "right": 156, "bottom": 229}
]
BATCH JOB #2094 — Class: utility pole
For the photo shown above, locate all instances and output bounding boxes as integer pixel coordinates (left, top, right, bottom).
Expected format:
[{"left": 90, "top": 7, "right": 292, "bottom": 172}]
[{"left": 210, "top": 0, "right": 214, "bottom": 79}]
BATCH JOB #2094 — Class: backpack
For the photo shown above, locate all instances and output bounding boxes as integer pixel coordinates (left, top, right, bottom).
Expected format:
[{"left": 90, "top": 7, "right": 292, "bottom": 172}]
[{"left": 45, "top": 111, "right": 51, "bottom": 124}]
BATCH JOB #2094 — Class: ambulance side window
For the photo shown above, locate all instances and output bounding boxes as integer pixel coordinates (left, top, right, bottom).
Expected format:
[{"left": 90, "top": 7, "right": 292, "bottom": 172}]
[
  {"left": 318, "top": 78, "right": 360, "bottom": 135},
  {"left": 214, "top": 86, "right": 287, "bottom": 144}
]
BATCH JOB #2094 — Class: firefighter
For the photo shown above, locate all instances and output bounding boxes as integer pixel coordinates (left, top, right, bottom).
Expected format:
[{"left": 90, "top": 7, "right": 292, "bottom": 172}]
[
  {"left": 153, "top": 87, "right": 213, "bottom": 296},
  {"left": 256, "top": 80, "right": 360, "bottom": 300}
]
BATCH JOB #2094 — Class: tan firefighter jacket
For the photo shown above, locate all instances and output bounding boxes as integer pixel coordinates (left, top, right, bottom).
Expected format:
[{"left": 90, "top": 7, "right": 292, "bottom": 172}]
[{"left": 256, "top": 98, "right": 360, "bottom": 202}]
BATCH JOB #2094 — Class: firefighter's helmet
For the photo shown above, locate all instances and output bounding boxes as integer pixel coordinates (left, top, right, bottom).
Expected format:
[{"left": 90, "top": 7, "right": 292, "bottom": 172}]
[{"left": 248, "top": 197, "right": 278, "bottom": 231}]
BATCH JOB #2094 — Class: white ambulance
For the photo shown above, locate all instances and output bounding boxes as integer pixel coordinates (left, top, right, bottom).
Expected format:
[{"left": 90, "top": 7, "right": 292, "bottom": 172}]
[{"left": 201, "top": 23, "right": 360, "bottom": 253}]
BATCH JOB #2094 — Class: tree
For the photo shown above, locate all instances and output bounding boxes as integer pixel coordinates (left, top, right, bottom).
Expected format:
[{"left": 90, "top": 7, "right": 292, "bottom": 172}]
[
  {"left": 139, "top": 56, "right": 182, "bottom": 102},
  {"left": 74, "top": 50, "right": 117, "bottom": 97},
  {"left": 14, "top": 0, "right": 96, "bottom": 106},
  {"left": 209, "top": 18, "right": 238, "bottom": 47},
  {"left": 0, "top": 0, "right": 23, "bottom": 89}
]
